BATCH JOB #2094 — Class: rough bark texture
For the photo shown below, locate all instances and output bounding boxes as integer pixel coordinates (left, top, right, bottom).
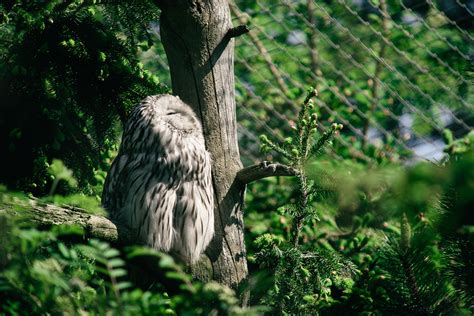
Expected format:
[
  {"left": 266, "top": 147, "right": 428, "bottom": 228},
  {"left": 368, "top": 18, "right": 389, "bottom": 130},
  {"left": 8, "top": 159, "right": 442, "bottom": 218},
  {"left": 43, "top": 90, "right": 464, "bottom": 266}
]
[
  {"left": 158, "top": 1, "right": 248, "bottom": 292},
  {"left": 0, "top": 198, "right": 132, "bottom": 243}
]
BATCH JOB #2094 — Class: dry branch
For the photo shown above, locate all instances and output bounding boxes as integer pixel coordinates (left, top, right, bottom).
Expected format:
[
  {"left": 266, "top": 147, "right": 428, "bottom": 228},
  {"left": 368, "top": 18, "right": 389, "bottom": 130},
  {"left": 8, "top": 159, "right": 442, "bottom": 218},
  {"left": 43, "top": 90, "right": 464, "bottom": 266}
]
[
  {"left": 226, "top": 25, "right": 250, "bottom": 39},
  {"left": 236, "top": 162, "right": 299, "bottom": 184},
  {"left": 0, "top": 198, "right": 132, "bottom": 243}
]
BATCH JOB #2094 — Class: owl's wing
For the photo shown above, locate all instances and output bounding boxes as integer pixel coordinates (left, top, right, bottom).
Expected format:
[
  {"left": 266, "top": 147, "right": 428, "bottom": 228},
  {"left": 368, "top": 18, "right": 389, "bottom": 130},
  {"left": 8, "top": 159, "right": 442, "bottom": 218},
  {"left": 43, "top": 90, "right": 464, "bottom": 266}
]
[
  {"left": 169, "top": 146, "right": 214, "bottom": 263},
  {"left": 171, "top": 180, "right": 213, "bottom": 263},
  {"left": 101, "top": 152, "right": 129, "bottom": 213},
  {"left": 102, "top": 149, "right": 178, "bottom": 252},
  {"left": 102, "top": 101, "right": 173, "bottom": 224}
]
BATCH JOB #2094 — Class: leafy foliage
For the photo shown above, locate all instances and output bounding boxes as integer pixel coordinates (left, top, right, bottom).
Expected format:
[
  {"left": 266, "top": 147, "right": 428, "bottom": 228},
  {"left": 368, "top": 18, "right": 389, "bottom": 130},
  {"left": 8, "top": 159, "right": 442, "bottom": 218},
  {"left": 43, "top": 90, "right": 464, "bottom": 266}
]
[
  {"left": 0, "top": 0, "right": 166, "bottom": 195},
  {"left": 253, "top": 89, "right": 356, "bottom": 313},
  {"left": 260, "top": 88, "right": 343, "bottom": 247},
  {"left": 232, "top": 0, "right": 473, "bottom": 164},
  {"left": 242, "top": 88, "right": 473, "bottom": 314},
  {"left": 0, "top": 214, "right": 261, "bottom": 315}
]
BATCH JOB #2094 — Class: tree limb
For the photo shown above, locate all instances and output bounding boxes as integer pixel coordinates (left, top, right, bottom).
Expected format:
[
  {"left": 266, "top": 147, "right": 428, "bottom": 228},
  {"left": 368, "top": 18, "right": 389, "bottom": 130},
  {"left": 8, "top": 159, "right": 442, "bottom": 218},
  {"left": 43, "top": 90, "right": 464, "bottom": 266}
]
[
  {"left": 236, "top": 161, "right": 299, "bottom": 184},
  {"left": 0, "top": 198, "right": 133, "bottom": 244},
  {"left": 226, "top": 25, "right": 250, "bottom": 39}
]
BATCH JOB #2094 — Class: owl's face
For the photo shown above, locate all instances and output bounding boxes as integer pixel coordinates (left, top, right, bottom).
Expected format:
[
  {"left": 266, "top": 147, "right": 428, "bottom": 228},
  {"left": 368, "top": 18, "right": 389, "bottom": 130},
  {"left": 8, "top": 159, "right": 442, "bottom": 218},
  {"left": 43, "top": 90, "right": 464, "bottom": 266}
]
[{"left": 153, "top": 95, "right": 201, "bottom": 134}]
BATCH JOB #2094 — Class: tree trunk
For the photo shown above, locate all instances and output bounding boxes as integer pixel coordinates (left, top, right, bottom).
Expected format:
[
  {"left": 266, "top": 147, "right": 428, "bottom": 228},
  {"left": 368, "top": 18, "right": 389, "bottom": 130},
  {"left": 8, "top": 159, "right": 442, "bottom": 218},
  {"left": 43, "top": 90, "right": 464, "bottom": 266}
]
[{"left": 157, "top": 1, "right": 248, "bottom": 294}]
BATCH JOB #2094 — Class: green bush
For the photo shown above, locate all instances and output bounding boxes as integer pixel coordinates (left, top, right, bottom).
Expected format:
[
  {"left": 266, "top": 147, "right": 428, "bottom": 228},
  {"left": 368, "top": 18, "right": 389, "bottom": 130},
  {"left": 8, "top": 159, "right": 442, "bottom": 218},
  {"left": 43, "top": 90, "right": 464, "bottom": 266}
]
[
  {"left": 0, "top": 0, "right": 166, "bottom": 195},
  {"left": 0, "top": 214, "right": 262, "bottom": 315}
]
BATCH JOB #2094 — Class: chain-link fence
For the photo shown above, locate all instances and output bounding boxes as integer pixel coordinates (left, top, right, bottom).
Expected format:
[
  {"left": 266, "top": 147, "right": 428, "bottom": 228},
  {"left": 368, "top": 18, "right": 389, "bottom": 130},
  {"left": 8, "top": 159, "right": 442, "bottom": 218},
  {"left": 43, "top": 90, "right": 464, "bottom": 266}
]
[{"left": 148, "top": 0, "right": 473, "bottom": 165}]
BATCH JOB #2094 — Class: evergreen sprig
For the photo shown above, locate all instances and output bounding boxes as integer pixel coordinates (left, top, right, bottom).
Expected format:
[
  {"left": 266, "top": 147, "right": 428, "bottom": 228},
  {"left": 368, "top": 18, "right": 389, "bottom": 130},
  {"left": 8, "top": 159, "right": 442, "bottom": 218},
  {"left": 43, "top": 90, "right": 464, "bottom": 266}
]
[
  {"left": 255, "top": 88, "right": 352, "bottom": 314},
  {"left": 260, "top": 87, "right": 343, "bottom": 247},
  {"left": 372, "top": 217, "right": 459, "bottom": 315},
  {"left": 260, "top": 87, "right": 343, "bottom": 169}
]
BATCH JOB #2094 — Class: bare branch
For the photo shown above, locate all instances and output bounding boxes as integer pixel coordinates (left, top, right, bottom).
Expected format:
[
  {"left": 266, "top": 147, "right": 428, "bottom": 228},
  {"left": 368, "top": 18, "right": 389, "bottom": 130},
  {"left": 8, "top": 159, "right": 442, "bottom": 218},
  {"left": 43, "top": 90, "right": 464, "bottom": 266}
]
[
  {"left": 226, "top": 25, "right": 250, "bottom": 39},
  {"left": 236, "top": 161, "right": 299, "bottom": 184},
  {"left": 0, "top": 198, "right": 133, "bottom": 244}
]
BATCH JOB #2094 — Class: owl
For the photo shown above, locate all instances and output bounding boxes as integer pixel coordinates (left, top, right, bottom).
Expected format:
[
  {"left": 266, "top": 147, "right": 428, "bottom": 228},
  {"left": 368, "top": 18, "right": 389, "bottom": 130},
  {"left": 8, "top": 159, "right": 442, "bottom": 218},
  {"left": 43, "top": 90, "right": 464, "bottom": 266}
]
[{"left": 102, "top": 94, "right": 214, "bottom": 264}]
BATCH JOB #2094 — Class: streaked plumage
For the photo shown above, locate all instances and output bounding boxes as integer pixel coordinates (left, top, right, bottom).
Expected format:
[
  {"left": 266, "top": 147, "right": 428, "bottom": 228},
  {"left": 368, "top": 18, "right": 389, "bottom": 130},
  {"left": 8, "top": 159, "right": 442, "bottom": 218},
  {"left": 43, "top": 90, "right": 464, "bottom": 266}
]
[{"left": 102, "top": 94, "right": 214, "bottom": 263}]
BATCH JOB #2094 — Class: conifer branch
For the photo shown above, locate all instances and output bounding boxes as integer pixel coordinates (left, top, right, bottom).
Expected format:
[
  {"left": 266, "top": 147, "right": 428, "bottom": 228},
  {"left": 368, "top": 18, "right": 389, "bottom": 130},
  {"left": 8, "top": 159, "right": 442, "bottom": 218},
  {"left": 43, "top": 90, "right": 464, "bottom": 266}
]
[{"left": 260, "top": 135, "right": 294, "bottom": 160}]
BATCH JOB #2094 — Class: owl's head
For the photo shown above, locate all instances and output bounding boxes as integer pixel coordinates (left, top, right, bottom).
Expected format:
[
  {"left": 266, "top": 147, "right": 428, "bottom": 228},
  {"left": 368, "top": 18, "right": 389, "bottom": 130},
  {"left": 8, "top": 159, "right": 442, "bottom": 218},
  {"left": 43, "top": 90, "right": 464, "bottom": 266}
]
[{"left": 146, "top": 95, "right": 202, "bottom": 134}]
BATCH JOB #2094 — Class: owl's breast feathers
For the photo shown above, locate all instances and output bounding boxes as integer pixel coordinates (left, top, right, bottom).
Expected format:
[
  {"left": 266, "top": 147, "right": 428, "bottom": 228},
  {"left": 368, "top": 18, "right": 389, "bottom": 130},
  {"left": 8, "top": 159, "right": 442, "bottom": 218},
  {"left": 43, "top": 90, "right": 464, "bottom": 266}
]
[{"left": 102, "top": 95, "right": 214, "bottom": 263}]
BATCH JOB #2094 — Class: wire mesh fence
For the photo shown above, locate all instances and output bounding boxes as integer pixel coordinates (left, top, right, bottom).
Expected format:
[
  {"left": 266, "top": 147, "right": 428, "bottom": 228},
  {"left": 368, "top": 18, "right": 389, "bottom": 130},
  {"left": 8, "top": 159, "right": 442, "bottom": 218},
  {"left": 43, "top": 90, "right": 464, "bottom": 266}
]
[{"left": 148, "top": 0, "right": 473, "bottom": 165}]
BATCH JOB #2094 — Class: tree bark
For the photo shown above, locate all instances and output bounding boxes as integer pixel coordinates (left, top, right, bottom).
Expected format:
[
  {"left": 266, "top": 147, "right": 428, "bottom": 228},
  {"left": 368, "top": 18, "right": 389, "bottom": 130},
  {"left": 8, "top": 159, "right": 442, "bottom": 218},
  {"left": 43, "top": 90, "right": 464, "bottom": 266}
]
[
  {"left": 0, "top": 198, "right": 132, "bottom": 243},
  {"left": 157, "top": 0, "right": 248, "bottom": 295}
]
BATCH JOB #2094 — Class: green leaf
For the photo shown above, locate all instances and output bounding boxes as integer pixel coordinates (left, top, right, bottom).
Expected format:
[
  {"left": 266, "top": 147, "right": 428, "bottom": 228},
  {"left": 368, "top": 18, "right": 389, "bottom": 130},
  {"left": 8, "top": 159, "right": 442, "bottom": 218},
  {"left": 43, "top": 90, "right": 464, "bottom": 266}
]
[
  {"left": 58, "top": 242, "right": 69, "bottom": 258},
  {"left": 116, "top": 281, "right": 132, "bottom": 291},
  {"left": 103, "top": 248, "right": 120, "bottom": 258},
  {"left": 159, "top": 255, "right": 177, "bottom": 269},
  {"left": 109, "top": 268, "right": 127, "bottom": 278},
  {"left": 47, "top": 159, "right": 78, "bottom": 187},
  {"left": 108, "top": 258, "right": 125, "bottom": 268},
  {"left": 442, "top": 129, "right": 454, "bottom": 145},
  {"left": 98, "top": 51, "right": 107, "bottom": 62},
  {"left": 165, "top": 271, "right": 189, "bottom": 282}
]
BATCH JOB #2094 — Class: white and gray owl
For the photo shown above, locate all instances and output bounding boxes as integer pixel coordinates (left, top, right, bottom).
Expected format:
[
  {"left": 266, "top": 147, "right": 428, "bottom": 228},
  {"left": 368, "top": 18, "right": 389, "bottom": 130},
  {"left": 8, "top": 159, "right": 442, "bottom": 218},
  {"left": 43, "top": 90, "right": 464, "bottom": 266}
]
[{"left": 102, "top": 95, "right": 214, "bottom": 264}]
